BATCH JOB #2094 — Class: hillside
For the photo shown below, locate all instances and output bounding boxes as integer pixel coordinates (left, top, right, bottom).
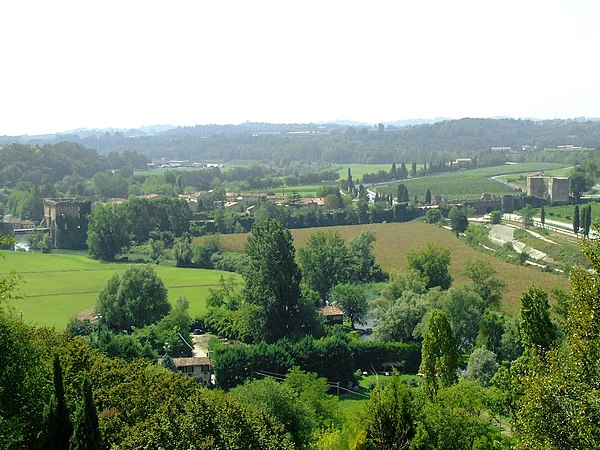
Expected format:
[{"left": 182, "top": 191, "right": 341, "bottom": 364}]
[
  {"left": 209, "top": 222, "right": 571, "bottom": 314},
  {"left": 3, "top": 118, "right": 600, "bottom": 162}
]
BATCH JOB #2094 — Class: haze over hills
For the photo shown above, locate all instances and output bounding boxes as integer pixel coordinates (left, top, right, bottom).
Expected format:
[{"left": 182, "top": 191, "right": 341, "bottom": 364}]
[{"left": 2, "top": 117, "right": 600, "bottom": 163}]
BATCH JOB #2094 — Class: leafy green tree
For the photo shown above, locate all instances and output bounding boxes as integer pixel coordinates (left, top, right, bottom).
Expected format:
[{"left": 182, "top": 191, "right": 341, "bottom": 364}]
[
  {"left": 466, "top": 347, "right": 498, "bottom": 386},
  {"left": 407, "top": 243, "right": 452, "bottom": 290},
  {"left": 45, "top": 354, "right": 72, "bottom": 450},
  {"left": 297, "top": 231, "right": 351, "bottom": 303},
  {"left": 436, "top": 286, "right": 483, "bottom": 353},
  {"left": 254, "top": 201, "right": 285, "bottom": 225},
  {"left": 92, "top": 171, "right": 129, "bottom": 199},
  {"left": 0, "top": 304, "right": 47, "bottom": 448},
  {"left": 356, "top": 374, "right": 414, "bottom": 450},
  {"left": 416, "top": 381, "right": 510, "bottom": 449},
  {"left": 282, "top": 367, "right": 339, "bottom": 426},
  {"left": 86, "top": 202, "right": 131, "bottom": 261},
  {"left": 349, "top": 230, "right": 384, "bottom": 282},
  {"left": 96, "top": 265, "right": 170, "bottom": 331},
  {"left": 424, "top": 208, "right": 442, "bottom": 224},
  {"left": 231, "top": 377, "right": 316, "bottom": 449},
  {"left": 489, "top": 210, "right": 502, "bottom": 224},
  {"left": 329, "top": 283, "right": 368, "bottom": 328},
  {"left": 464, "top": 259, "right": 506, "bottom": 309},
  {"left": 396, "top": 184, "right": 409, "bottom": 203},
  {"left": 519, "top": 285, "right": 556, "bottom": 351},
  {"left": 419, "top": 309, "right": 459, "bottom": 398},
  {"left": 569, "top": 171, "right": 590, "bottom": 203},
  {"left": 449, "top": 207, "right": 469, "bottom": 235},
  {"left": 499, "top": 316, "right": 524, "bottom": 363},
  {"left": 174, "top": 232, "right": 193, "bottom": 267},
  {"left": 372, "top": 271, "right": 430, "bottom": 342},
  {"left": 475, "top": 309, "right": 505, "bottom": 357},
  {"left": 69, "top": 377, "right": 102, "bottom": 450},
  {"left": 514, "top": 234, "right": 600, "bottom": 448},
  {"left": 243, "top": 219, "right": 309, "bottom": 342},
  {"left": 521, "top": 204, "right": 534, "bottom": 228}
]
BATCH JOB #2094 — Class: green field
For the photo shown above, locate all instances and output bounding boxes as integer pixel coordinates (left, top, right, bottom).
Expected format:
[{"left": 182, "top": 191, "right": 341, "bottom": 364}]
[
  {"left": 376, "top": 163, "right": 567, "bottom": 200},
  {"left": 519, "top": 201, "right": 600, "bottom": 227},
  {"left": 209, "top": 221, "right": 572, "bottom": 314},
  {"left": 334, "top": 163, "right": 401, "bottom": 180},
  {"left": 1, "top": 251, "right": 241, "bottom": 329}
]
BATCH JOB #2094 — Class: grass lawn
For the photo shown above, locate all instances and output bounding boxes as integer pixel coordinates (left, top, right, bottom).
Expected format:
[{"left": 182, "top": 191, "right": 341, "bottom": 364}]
[
  {"left": 1, "top": 251, "right": 241, "bottom": 329},
  {"left": 519, "top": 201, "right": 600, "bottom": 227},
  {"left": 207, "top": 221, "right": 571, "bottom": 314},
  {"left": 376, "top": 163, "right": 567, "bottom": 201},
  {"left": 335, "top": 163, "right": 407, "bottom": 180}
]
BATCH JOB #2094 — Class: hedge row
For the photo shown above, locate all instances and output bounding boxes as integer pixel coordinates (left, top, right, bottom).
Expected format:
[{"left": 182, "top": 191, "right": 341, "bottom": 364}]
[{"left": 211, "top": 335, "right": 421, "bottom": 390}]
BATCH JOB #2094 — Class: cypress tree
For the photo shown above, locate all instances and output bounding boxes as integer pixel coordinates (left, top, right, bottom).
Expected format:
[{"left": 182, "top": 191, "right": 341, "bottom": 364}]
[
  {"left": 46, "top": 354, "right": 72, "bottom": 450},
  {"left": 425, "top": 189, "right": 432, "bottom": 205},
  {"left": 69, "top": 378, "right": 102, "bottom": 450},
  {"left": 540, "top": 204, "right": 546, "bottom": 227},
  {"left": 400, "top": 161, "right": 407, "bottom": 179},
  {"left": 573, "top": 205, "right": 580, "bottom": 235},
  {"left": 347, "top": 168, "right": 354, "bottom": 193},
  {"left": 584, "top": 205, "right": 592, "bottom": 237}
]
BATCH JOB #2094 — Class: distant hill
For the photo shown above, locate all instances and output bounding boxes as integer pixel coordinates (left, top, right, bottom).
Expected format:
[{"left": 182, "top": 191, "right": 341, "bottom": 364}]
[{"left": 2, "top": 118, "right": 600, "bottom": 163}]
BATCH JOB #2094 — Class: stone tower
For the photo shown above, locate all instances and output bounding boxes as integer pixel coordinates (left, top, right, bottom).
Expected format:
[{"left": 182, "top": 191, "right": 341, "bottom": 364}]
[{"left": 43, "top": 198, "right": 92, "bottom": 249}]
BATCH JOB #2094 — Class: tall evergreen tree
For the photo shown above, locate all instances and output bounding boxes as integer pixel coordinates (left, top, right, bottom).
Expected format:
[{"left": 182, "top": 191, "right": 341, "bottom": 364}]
[
  {"left": 411, "top": 161, "right": 417, "bottom": 178},
  {"left": 359, "top": 375, "right": 414, "bottom": 449},
  {"left": 243, "top": 219, "right": 307, "bottom": 342},
  {"left": 396, "top": 184, "right": 409, "bottom": 203},
  {"left": 69, "top": 378, "right": 102, "bottom": 450},
  {"left": 425, "top": 189, "right": 432, "bottom": 205},
  {"left": 400, "top": 161, "right": 407, "bottom": 179},
  {"left": 347, "top": 168, "right": 354, "bottom": 193},
  {"left": 390, "top": 162, "right": 397, "bottom": 178},
  {"left": 584, "top": 204, "right": 592, "bottom": 237},
  {"left": 45, "top": 354, "right": 72, "bottom": 450},
  {"left": 540, "top": 203, "right": 545, "bottom": 227},
  {"left": 573, "top": 204, "right": 580, "bottom": 235}
]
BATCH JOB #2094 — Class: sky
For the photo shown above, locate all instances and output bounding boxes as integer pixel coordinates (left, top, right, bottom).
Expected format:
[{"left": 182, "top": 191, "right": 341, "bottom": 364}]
[{"left": 1, "top": 0, "right": 599, "bottom": 136}]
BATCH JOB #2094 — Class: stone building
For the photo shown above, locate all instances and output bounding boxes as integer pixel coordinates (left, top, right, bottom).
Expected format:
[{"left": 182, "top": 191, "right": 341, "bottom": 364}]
[
  {"left": 43, "top": 198, "right": 92, "bottom": 249},
  {"left": 527, "top": 175, "right": 570, "bottom": 203}
]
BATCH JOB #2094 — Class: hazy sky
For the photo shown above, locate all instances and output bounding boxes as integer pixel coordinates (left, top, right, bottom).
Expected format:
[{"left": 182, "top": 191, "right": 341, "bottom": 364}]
[{"left": 1, "top": 0, "right": 599, "bottom": 135}]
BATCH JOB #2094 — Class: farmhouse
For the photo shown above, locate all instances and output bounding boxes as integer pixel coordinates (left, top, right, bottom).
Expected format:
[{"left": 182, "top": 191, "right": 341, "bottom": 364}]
[
  {"left": 172, "top": 356, "right": 213, "bottom": 386},
  {"left": 319, "top": 305, "right": 345, "bottom": 325}
]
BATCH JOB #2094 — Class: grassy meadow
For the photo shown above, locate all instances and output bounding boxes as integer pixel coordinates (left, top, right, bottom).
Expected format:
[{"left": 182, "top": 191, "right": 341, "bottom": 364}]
[
  {"left": 376, "top": 163, "right": 567, "bottom": 201},
  {"left": 334, "top": 163, "right": 410, "bottom": 180},
  {"left": 208, "top": 222, "right": 571, "bottom": 314},
  {"left": 518, "top": 201, "right": 600, "bottom": 226},
  {"left": 1, "top": 251, "right": 241, "bottom": 329}
]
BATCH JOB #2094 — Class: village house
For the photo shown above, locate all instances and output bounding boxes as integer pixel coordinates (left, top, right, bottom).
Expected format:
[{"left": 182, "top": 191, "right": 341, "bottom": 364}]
[
  {"left": 319, "top": 305, "right": 345, "bottom": 325},
  {"left": 172, "top": 356, "right": 213, "bottom": 387}
]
